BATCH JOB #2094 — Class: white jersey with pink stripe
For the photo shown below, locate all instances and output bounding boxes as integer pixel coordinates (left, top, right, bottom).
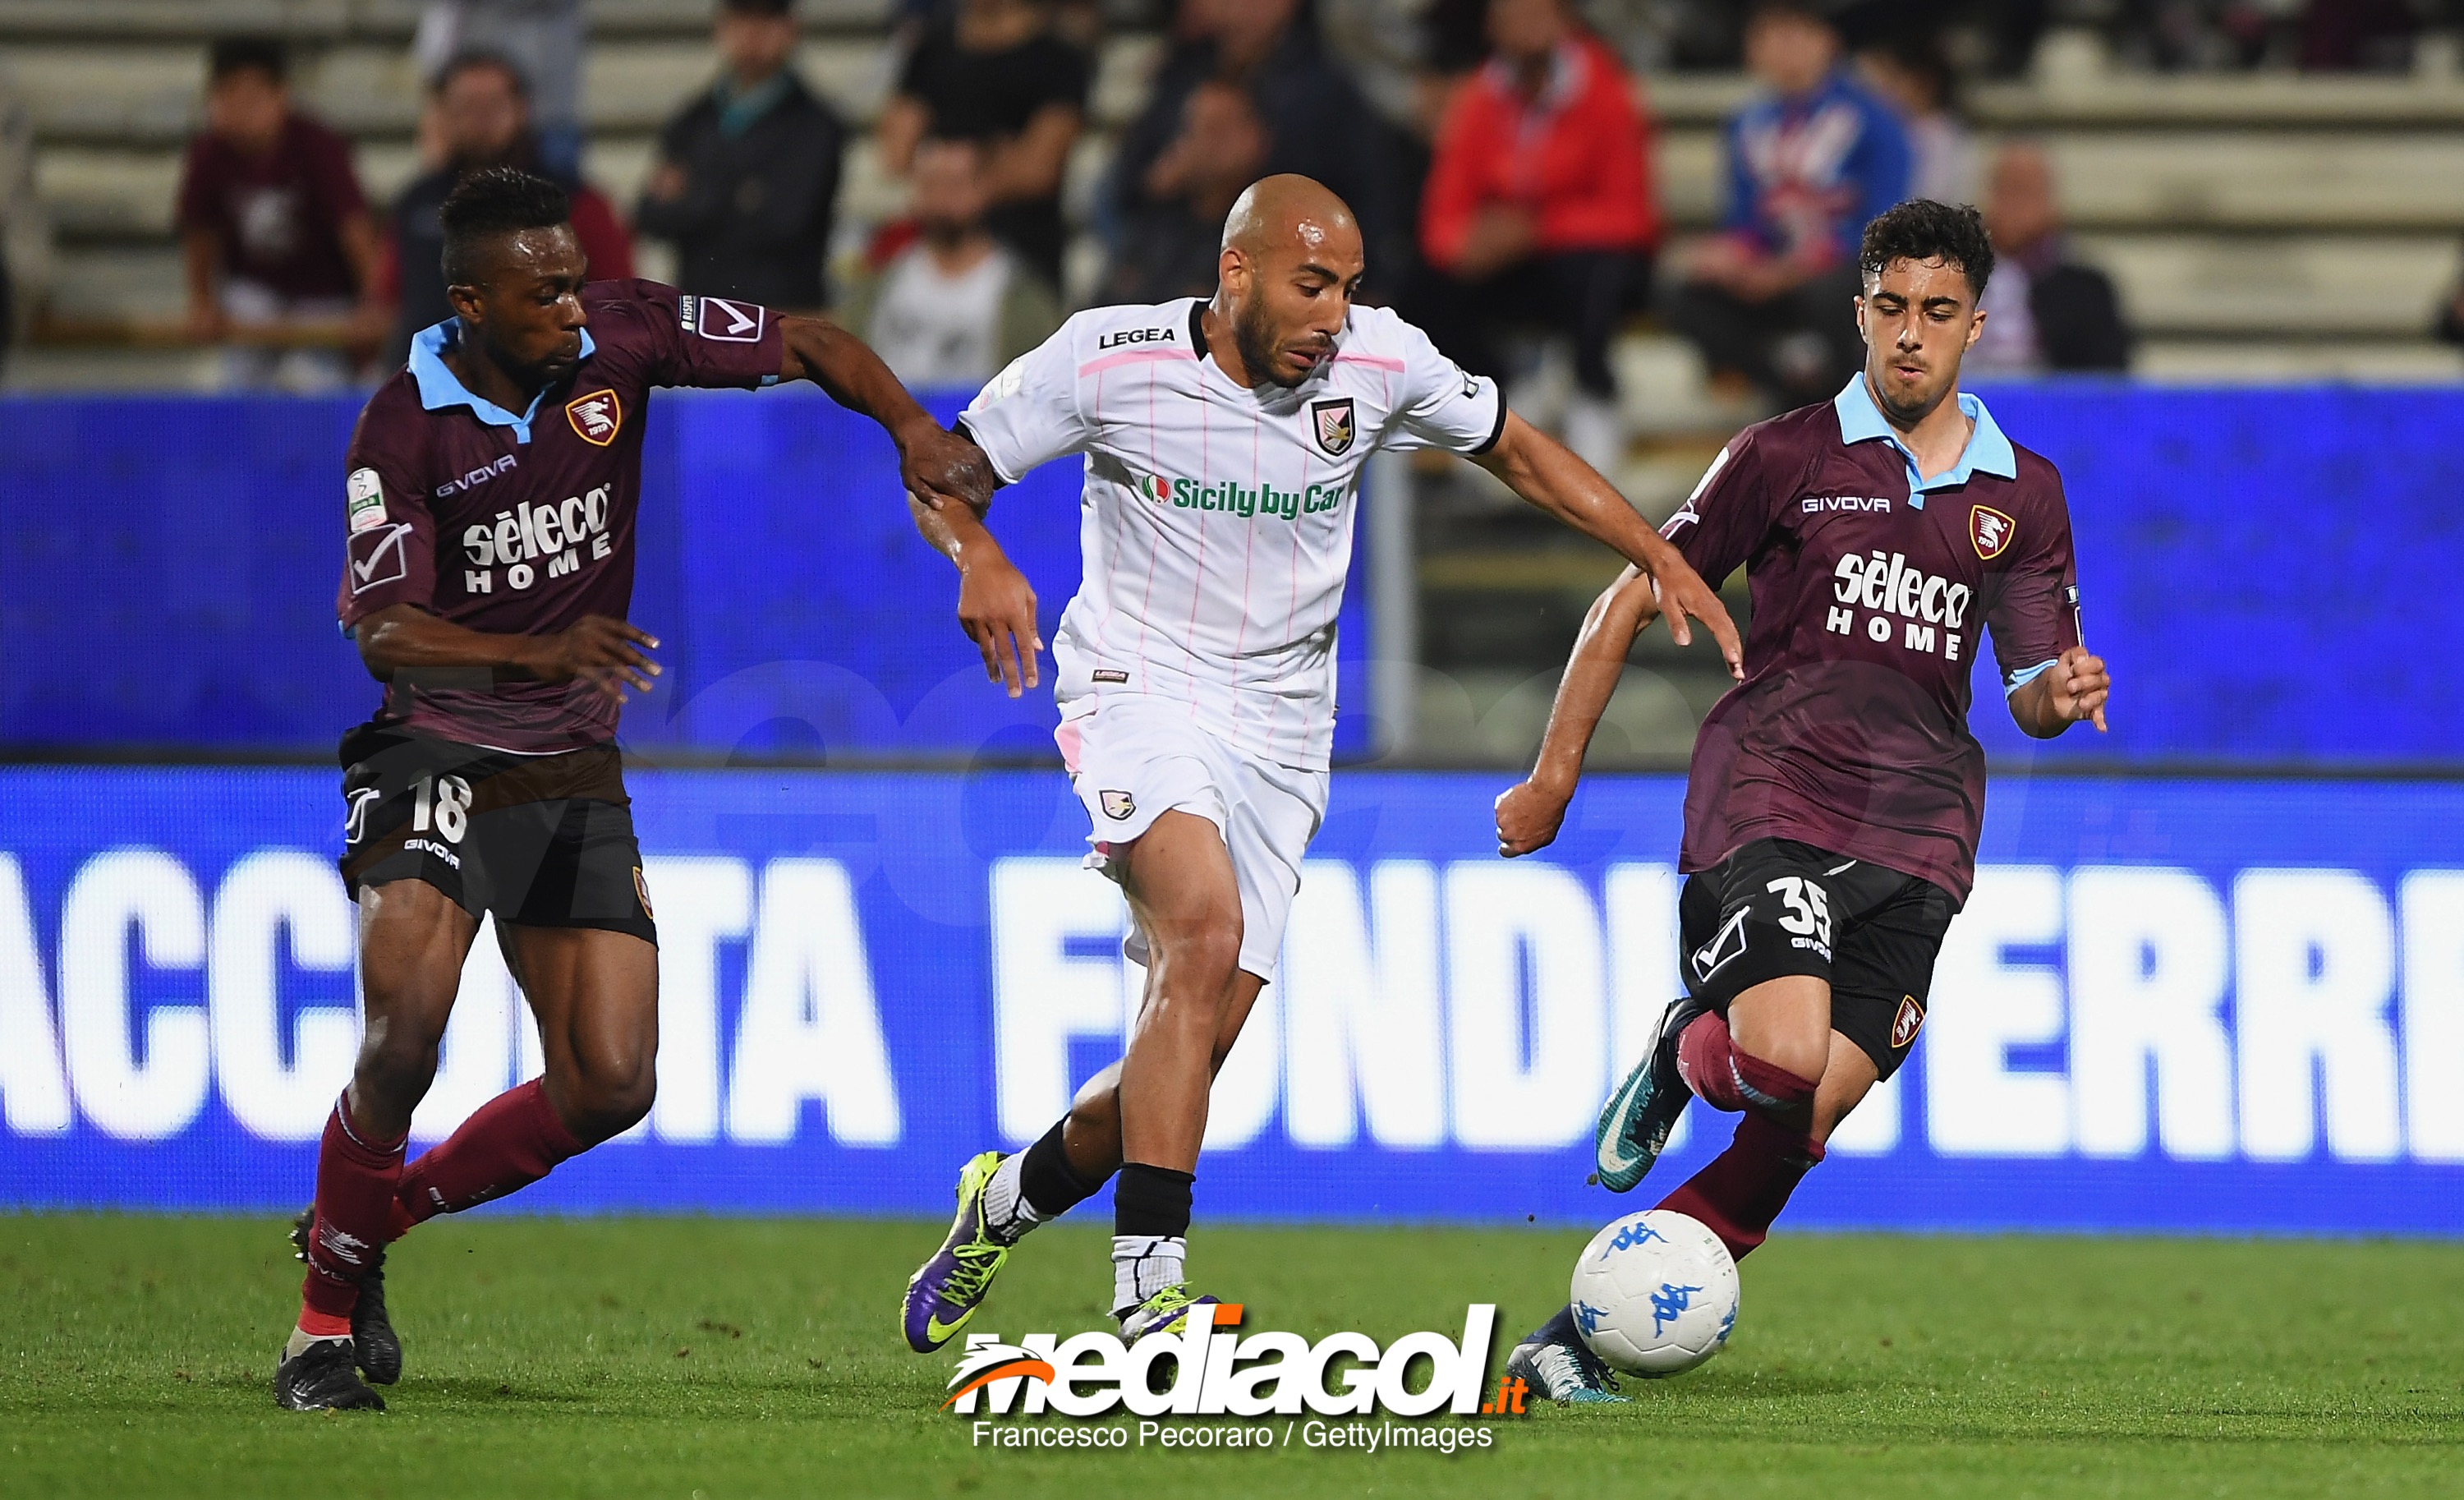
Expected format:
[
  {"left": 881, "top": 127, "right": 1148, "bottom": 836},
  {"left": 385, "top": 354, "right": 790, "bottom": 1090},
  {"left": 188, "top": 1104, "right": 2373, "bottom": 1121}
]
[{"left": 958, "top": 297, "right": 1504, "bottom": 771}]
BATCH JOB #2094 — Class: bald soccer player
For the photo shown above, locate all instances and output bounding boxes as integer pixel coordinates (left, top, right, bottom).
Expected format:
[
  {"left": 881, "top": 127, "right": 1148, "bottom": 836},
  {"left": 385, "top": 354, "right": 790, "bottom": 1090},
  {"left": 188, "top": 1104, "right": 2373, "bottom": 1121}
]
[{"left": 897, "top": 174, "right": 1745, "bottom": 1347}]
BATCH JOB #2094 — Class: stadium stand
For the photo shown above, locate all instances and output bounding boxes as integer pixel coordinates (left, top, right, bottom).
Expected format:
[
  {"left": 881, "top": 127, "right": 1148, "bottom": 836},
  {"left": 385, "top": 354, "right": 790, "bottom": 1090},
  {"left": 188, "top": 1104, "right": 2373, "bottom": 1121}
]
[
  {"left": 11, "top": 4, "right": 2464, "bottom": 384},
  {"left": 7, "top": 0, "right": 2462, "bottom": 760}
]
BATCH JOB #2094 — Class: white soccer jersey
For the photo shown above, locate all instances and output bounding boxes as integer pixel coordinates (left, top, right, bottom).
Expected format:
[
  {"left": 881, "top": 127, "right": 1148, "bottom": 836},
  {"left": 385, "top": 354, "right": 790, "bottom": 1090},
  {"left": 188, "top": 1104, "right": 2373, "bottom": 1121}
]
[{"left": 959, "top": 297, "right": 1505, "bottom": 771}]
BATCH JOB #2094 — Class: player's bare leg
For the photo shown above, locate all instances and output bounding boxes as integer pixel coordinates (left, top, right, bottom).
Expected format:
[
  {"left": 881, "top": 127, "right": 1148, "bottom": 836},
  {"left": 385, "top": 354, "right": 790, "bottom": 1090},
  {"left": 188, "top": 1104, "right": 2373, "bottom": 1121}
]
[
  {"left": 393, "top": 925, "right": 656, "bottom": 1235},
  {"left": 1653, "top": 973, "right": 1832, "bottom": 1259},
  {"left": 904, "top": 812, "right": 1260, "bottom": 1347},
  {"left": 1809, "top": 1031, "right": 1879, "bottom": 1147},
  {"left": 282, "top": 879, "right": 475, "bottom": 1410}
]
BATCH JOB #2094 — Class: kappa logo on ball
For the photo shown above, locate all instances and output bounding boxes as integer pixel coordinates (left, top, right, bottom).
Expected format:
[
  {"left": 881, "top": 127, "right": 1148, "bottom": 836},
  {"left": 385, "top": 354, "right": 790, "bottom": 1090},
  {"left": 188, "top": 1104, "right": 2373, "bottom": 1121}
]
[
  {"left": 694, "top": 296, "right": 765, "bottom": 343},
  {"left": 1970, "top": 504, "right": 2016, "bottom": 560},
  {"left": 1310, "top": 397, "right": 1356, "bottom": 456},
  {"left": 566, "top": 389, "right": 623, "bottom": 447},
  {"left": 1100, "top": 789, "right": 1136, "bottom": 820},
  {"left": 1892, "top": 994, "right": 1924, "bottom": 1048}
]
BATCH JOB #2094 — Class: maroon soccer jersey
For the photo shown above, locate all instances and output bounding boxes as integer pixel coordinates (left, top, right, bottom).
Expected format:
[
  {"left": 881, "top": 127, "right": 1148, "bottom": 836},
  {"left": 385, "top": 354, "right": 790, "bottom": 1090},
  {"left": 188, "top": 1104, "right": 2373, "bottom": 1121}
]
[
  {"left": 336, "top": 280, "right": 784, "bottom": 752},
  {"left": 1663, "top": 378, "right": 2082, "bottom": 901},
  {"left": 175, "top": 113, "right": 368, "bottom": 301}
]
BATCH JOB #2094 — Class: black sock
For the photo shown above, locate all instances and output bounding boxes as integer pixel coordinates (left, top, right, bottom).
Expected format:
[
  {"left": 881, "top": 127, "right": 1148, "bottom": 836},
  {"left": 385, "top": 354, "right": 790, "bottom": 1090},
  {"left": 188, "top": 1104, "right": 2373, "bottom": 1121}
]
[
  {"left": 1112, "top": 1162, "right": 1194, "bottom": 1239},
  {"left": 1018, "top": 1120, "right": 1108, "bottom": 1221}
]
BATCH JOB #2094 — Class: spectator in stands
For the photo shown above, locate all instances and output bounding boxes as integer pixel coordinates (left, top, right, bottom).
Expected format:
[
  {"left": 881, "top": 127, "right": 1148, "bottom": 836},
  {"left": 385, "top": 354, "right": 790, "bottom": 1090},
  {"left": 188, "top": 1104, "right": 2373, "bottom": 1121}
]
[
  {"left": 176, "top": 39, "right": 383, "bottom": 391},
  {"left": 846, "top": 137, "right": 1061, "bottom": 389},
  {"left": 1101, "top": 81, "right": 1269, "bottom": 306},
  {"left": 0, "top": 66, "right": 51, "bottom": 375},
  {"left": 880, "top": 0, "right": 1089, "bottom": 288},
  {"left": 1108, "top": 0, "right": 1409, "bottom": 297},
  {"left": 416, "top": 0, "right": 586, "bottom": 177},
  {"left": 1859, "top": 35, "right": 1977, "bottom": 205},
  {"left": 1662, "top": 0, "right": 1909, "bottom": 407},
  {"left": 383, "top": 52, "right": 632, "bottom": 361},
  {"left": 1966, "top": 141, "right": 2132, "bottom": 375},
  {"left": 1412, "top": 0, "right": 1660, "bottom": 472},
  {"left": 637, "top": 0, "right": 844, "bottom": 313}
]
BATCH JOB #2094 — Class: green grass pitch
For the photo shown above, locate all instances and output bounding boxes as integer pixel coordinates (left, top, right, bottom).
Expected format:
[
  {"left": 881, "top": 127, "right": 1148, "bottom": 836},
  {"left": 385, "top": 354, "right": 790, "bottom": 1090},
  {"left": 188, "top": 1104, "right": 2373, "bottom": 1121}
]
[{"left": 4, "top": 1213, "right": 2459, "bottom": 1498}]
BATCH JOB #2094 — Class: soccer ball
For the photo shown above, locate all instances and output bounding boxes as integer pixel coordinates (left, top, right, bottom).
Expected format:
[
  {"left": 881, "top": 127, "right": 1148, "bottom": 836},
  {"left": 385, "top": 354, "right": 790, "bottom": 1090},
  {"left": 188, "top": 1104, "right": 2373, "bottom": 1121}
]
[{"left": 1568, "top": 1209, "right": 1740, "bottom": 1376}]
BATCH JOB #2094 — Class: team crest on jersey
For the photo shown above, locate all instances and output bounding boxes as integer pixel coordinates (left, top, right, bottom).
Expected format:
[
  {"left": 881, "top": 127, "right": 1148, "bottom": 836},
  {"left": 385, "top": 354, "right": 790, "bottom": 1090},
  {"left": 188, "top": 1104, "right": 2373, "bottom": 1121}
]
[
  {"left": 1970, "top": 504, "right": 2016, "bottom": 559},
  {"left": 1100, "top": 789, "right": 1136, "bottom": 821},
  {"left": 1310, "top": 398, "right": 1356, "bottom": 456},
  {"left": 1892, "top": 995, "right": 1924, "bottom": 1049},
  {"left": 567, "top": 389, "right": 623, "bottom": 446}
]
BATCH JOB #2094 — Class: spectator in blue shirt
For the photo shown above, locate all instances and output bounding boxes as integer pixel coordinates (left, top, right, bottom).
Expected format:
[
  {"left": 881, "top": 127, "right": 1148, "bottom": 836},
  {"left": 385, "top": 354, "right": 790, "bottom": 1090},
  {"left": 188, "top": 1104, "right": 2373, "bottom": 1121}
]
[{"left": 1662, "top": 0, "right": 1910, "bottom": 406}]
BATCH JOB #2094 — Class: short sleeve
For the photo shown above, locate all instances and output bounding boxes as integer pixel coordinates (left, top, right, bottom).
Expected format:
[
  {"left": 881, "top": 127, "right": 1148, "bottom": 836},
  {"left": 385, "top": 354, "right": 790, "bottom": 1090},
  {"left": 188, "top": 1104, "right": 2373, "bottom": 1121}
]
[
  {"left": 336, "top": 414, "right": 436, "bottom": 631},
  {"left": 1377, "top": 314, "right": 1505, "bottom": 455},
  {"left": 601, "top": 279, "right": 784, "bottom": 389},
  {"left": 957, "top": 321, "right": 1092, "bottom": 483},
  {"left": 1658, "top": 424, "right": 1781, "bottom": 588},
  {"left": 1984, "top": 471, "right": 2084, "bottom": 694},
  {"left": 174, "top": 139, "right": 218, "bottom": 232}
]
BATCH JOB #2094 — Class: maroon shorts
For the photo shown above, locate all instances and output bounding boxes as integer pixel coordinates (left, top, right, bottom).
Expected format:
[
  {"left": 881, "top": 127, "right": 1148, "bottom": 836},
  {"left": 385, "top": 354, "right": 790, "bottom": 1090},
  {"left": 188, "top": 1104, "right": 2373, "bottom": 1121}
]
[{"left": 337, "top": 724, "right": 656, "bottom": 944}]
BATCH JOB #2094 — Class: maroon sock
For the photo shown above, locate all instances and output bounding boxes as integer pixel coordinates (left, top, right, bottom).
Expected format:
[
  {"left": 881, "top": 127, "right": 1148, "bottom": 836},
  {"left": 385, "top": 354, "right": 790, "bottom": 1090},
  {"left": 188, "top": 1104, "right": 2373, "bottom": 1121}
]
[
  {"left": 1676, "top": 1011, "right": 1818, "bottom": 1120},
  {"left": 1656, "top": 1110, "right": 1826, "bottom": 1261},
  {"left": 395, "top": 1079, "right": 585, "bottom": 1227},
  {"left": 300, "top": 1095, "right": 407, "bottom": 1325}
]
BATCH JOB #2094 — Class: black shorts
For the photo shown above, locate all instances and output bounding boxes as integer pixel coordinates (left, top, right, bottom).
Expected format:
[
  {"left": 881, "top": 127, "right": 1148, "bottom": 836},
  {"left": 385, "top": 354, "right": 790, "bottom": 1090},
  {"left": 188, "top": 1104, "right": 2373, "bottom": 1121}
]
[
  {"left": 1679, "top": 838, "right": 1956, "bottom": 1080},
  {"left": 337, "top": 725, "right": 657, "bottom": 945}
]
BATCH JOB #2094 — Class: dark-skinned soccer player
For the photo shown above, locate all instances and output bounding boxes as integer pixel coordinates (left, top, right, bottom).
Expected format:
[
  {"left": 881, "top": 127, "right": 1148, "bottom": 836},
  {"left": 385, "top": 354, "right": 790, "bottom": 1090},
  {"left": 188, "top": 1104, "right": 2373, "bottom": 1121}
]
[{"left": 281, "top": 167, "right": 991, "bottom": 1410}]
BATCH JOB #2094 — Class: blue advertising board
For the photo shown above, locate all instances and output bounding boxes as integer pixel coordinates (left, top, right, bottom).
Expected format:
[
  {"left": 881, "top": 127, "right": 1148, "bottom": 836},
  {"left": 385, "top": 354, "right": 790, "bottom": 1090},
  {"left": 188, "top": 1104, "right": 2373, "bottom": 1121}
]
[
  {"left": 2, "top": 765, "right": 2460, "bottom": 1234},
  {"left": 2, "top": 385, "right": 2460, "bottom": 765}
]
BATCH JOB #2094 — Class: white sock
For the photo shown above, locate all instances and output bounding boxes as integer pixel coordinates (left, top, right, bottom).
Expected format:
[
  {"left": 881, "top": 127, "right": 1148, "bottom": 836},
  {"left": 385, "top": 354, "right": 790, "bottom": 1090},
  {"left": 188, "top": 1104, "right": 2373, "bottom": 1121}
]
[
  {"left": 1111, "top": 1234, "right": 1187, "bottom": 1315},
  {"left": 285, "top": 1326, "right": 347, "bottom": 1360},
  {"left": 980, "top": 1152, "right": 1045, "bottom": 1242}
]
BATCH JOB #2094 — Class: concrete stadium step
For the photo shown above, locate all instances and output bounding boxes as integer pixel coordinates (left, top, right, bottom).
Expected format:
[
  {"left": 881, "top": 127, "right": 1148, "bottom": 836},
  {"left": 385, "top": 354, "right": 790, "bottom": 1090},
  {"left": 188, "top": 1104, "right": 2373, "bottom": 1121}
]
[
  {"left": 15, "top": 33, "right": 1158, "bottom": 146},
  {"left": 0, "top": 0, "right": 891, "bottom": 42},
  {"left": 1653, "top": 127, "right": 2464, "bottom": 233},
  {"left": 1646, "top": 70, "right": 2464, "bottom": 131},
  {"left": 2080, "top": 232, "right": 2457, "bottom": 337},
  {"left": 2133, "top": 338, "right": 2464, "bottom": 383}
]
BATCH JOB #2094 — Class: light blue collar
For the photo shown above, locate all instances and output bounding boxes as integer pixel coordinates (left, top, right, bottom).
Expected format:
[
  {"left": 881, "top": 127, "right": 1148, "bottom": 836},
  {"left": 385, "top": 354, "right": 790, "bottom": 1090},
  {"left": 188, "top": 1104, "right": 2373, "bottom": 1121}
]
[
  {"left": 409, "top": 319, "right": 596, "bottom": 444},
  {"left": 1832, "top": 374, "right": 2016, "bottom": 508}
]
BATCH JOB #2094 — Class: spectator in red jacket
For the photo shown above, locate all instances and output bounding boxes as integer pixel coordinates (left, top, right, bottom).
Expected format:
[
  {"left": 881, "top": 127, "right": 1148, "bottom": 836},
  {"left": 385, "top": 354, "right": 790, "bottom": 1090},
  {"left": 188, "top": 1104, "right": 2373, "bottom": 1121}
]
[{"left": 1412, "top": 0, "right": 1659, "bottom": 472}]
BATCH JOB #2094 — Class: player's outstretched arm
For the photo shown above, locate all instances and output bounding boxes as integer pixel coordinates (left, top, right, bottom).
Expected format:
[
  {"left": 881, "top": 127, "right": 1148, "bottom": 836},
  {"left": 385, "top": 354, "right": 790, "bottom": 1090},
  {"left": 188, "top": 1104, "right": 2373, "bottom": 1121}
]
[
  {"left": 353, "top": 604, "right": 662, "bottom": 703},
  {"left": 1496, "top": 566, "right": 1661, "bottom": 858},
  {"left": 1472, "top": 411, "right": 1743, "bottom": 681},
  {"left": 906, "top": 494, "right": 1042, "bottom": 698},
  {"left": 775, "top": 315, "right": 995, "bottom": 515},
  {"left": 2007, "top": 643, "right": 2111, "bottom": 738}
]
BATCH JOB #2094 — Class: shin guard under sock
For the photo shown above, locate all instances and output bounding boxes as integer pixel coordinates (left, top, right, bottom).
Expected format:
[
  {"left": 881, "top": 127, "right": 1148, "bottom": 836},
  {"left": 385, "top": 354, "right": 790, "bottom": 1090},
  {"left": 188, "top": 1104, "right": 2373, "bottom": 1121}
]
[
  {"left": 1014, "top": 1118, "right": 1110, "bottom": 1222},
  {"left": 301, "top": 1095, "right": 407, "bottom": 1323},
  {"left": 1677, "top": 1011, "right": 1819, "bottom": 1121},
  {"left": 1655, "top": 1110, "right": 1826, "bottom": 1261},
  {"left": 394, "top": 1078, "right": 583, "bottom": 1227}
]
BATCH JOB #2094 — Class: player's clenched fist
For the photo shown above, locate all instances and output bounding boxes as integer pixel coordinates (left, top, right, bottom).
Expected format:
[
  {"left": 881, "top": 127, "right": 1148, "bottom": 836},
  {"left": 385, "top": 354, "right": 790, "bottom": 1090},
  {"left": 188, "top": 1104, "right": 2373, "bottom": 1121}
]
[
  {"left": 540, "top": 614, "right": 661, "bottom": 702},
  {"left": 1495, "top": 777, "right": 1572, "bottom": 858},
  {"left": 2048, "top": 644, "right": 2110, "bottom": 732}
]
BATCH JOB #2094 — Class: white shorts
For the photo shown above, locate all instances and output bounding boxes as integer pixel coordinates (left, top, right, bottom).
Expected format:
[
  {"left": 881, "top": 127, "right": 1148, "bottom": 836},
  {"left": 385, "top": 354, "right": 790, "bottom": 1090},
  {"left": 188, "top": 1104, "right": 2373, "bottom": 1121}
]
[{"left": 1055, "top": 698, "right": 1328, "bottom": 984}]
